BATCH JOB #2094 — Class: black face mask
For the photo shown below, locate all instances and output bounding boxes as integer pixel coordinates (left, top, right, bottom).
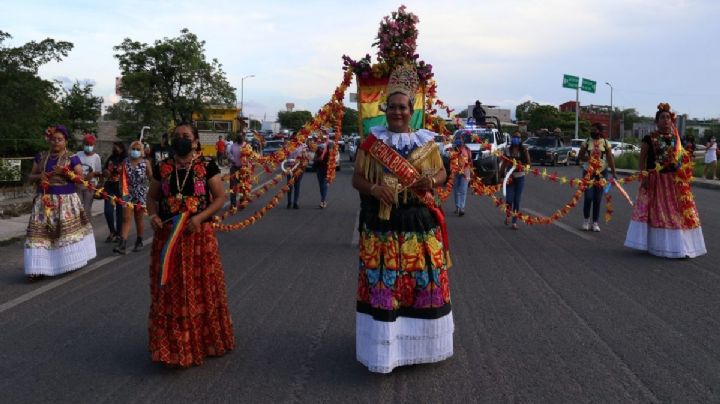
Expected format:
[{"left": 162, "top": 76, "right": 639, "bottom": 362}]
[
  {"left": 172, "top": 137, "right": 193, "bottom": 157},
  {"left": 590, "top": 132, "right": 600, "bottom": 139}
]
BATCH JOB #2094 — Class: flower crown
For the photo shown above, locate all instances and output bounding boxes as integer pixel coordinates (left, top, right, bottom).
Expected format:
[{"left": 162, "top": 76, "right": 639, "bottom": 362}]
[{"left": 657, "top": 102, "right": 677, "bottom": 122}]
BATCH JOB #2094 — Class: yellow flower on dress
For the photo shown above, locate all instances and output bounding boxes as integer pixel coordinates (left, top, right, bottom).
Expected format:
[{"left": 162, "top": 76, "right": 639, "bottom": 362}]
[{"left": 401, "top": 235, "right": 425, "bottom": 271}]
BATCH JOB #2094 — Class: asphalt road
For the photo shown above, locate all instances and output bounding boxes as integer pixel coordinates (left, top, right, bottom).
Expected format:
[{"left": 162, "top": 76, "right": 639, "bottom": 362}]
[{"left": 1, "top": 162, "right": 719, "bottom": 403}]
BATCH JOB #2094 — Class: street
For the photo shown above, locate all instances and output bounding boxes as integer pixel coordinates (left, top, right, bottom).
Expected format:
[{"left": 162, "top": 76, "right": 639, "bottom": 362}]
[{"left": 1, "top": 161, "right": 719, "bottom": 403}]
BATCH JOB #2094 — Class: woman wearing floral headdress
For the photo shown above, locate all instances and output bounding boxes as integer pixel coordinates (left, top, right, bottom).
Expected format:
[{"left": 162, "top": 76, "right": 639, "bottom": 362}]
[
  {"left": 352, "top": 64, "right": 453, "bottom": 373},
  {"left": 145, "top": 122, "right": 234, "bottom": 367},
  {"left": 624, "top": 103, "right": 706, "bottom": 258},
  {"left": 24, "top": 125, "right": 96, "bottom": 280}
]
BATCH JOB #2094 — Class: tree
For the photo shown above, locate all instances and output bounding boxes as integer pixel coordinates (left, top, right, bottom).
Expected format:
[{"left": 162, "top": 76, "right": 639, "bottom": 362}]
[
  {"left": 527, "top": 105, "right": 560, "bottom": 132},
  {"left": 341, "top": 107, "right": 359, "bottom": 135},
  {"left": 515, "top": 100, "right": 540, "bottom": 122},
  {"left": 60, "top": 81, "right": 103, "bottom": 134},
  {"left": 113, "top": 28, "right": 236, "bottom": 131},
  {"left": 104, "top": 99, "right": 145, "bottom": 140},
  {"left": 0, "top": 31, "right": 73, "bottom": 156},
  {"left": 278, "top": 110, "right": 313, "bottom": 132},
  {"left": 249, "top": 119, "right": 261, "bottom": 131}
]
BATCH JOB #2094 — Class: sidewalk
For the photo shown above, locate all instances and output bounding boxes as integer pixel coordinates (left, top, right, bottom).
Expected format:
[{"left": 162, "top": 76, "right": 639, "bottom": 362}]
[{"left": 0, "top": 199, "right": 105, "bottom": 242}]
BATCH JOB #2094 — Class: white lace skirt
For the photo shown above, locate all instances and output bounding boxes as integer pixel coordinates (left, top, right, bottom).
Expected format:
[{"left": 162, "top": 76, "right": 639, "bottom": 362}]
[
  {"left": 356, "top": 312, "right": 454, "bottom": 373},
  {"left": 24, "top": 193, "right": 97, "bottom": 276},
  {"left": 625, "top": 220, "right": 706, "bottom": 259}
]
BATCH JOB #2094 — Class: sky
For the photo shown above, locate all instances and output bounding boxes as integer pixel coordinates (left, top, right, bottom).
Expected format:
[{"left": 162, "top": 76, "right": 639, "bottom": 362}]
[{"left": 3, "top": 0, "right": 719, "bottom": 123}]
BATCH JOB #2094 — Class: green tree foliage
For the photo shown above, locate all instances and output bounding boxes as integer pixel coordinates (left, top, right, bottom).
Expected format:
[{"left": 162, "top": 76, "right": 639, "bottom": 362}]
[
  {"left": 249, "top": 119, "right": 261, "bottom": 131},
  {"left": 278, "top": 110, "right": 313, "bottom": 132},
  {"left": 0, "top": 31, "right": 73, "bottom": 156},
  {"left": 527, "top": 105, "right": 559, "bottom": 132},
  {"left": 341, "top": 107, "right": 359, "bottom": 135},
  {"left": 60, "top": 81, "right": 103, "bottom": 134},
  {"left": 104, "top": 99, "right": 145, "bottom": 140},
  {"left": 515, "top": 100, "right": 540, "bottom": 122},
  {"left": 113, "top": 28, "right": 236, "bottom": 131}
]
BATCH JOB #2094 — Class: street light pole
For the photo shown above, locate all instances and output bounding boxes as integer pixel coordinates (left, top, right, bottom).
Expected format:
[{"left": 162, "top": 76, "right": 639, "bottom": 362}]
[
  {"left": 240, "top": 74, "right": 255, "bottom": 117},
  {"left": 605, "top": 82, "right": 613, "bottom": 140}
]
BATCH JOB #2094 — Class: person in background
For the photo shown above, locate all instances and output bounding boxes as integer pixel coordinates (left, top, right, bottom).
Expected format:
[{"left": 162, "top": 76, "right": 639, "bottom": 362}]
[
  {"left": 75, "top": 133, "right": 102, "bottom": 219},
  {"left": 25, "top": 125, "right": 96, "bottom": 280},
  {"left": 151, "top": 133, "right": 172, "bottom": 167},
  {"left": 472, "top": 100, "right": 486, "bottom": 126},
  {"left": 500, "top": 130, "right": 532, "bottom": 229},
  {"left": 286, "top": 141, "right": 308, "bottom": 209},
  {"left": 451, "top": 134, "right": 472, "bottom": 216},
  {"left": 579, "top": 123, "right": 617, "bottom": 232},
  {"left": 624, "top": 102, "right": 706, "bottom": 258},
  {"left": 703, "top": 135, "right": 717, "bottom": 180},
  {"left": 314, "top": 141, "right": 330, "bottom": 208},
  {"left": 215, "top": 135, "right": 227, "bottom": 166},
  {"left": 146, "top": 122, "right": 234, "bottom": 367},
  {"left": 114, "top": 140, "right": 152, "bottom": 254},
  {"left": 102, "top": 141, "right": 127, "bottom": 242}
]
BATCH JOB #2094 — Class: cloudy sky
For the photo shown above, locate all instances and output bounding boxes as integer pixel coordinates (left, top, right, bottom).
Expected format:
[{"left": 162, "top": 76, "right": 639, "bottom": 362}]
[{"left": 3, "top": 0, "right": 719, "bottom": 122}]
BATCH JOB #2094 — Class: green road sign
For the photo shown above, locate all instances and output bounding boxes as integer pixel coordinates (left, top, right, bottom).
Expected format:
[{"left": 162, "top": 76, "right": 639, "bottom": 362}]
[
  {"left": 563, "top": 74, "right": 579, "bottom": 89},
  {"left": 581, "top": 78, "right": 596, "bottom": 93}
]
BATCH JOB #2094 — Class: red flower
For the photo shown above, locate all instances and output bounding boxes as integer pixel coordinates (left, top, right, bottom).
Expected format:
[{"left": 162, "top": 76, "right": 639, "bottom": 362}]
[
  {"left": 393, "top": 273, "right": 416, "bottom": 307},
  {"left": 193, "top": 162, "right": 206, "bottom": 178},
  {"left": 160, "top": 163, "right": 173, "bottom": 179}
]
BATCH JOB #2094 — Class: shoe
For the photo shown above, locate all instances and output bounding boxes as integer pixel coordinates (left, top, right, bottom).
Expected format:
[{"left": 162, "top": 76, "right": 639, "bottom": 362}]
[
  {"left": 287, "top": 202, "right": 292, "bottom": 209},
  {"left": 454, "top": 208, "right": 459, "bottom": 215},
  {"left": 582, "top": 219, "right": 590, "bottom": 231},
  {"left": 27, "top": 274, "right": 45, "bottom": 282},
  {"left": 113, "top": 239, "right": 128, "bottom": 255},
  {"left": 293, "top": 204, "right": 299, "bottom": 209},
  {"left": 511, "top": 223, "right": 518, "bottom": 230},
  {"left": 319, "top": 201, "right": 327, "bottom": 208},
  {"left": 132, "top": 237, "right": 143, "bottom": 252},
  {"left": 105, "top": 234, "right": 114, "bottom": 243},
  {"left": 592, "top": 222, "right": 601, "bottom": 232},
  {"left": 459, "top": 210, "right": 465, "bottom": 217},
  {"left": 504, "top": 217, "right": 509, "bottom": 225}
]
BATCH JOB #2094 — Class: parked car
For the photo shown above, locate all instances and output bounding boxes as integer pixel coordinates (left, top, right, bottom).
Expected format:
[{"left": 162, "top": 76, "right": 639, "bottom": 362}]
[
  {"left": 526, "top": 135, "right": 573, "bottom": 166},
  {"left": 442, "top": 118, "right": 508, "bottom": 185},
  {"left": 262, "top": 139, "right": 285, "bottom": 156},
  {"left": 569, "top": 138, "right": 585, "bottom": 165},
  {"left": 609, "top": 141, "right": 641, "bottom": 157}
]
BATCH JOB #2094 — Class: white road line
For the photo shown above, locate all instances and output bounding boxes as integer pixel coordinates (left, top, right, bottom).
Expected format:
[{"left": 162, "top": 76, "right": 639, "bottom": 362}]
[
  {"left": 523, "top": 208, "right": 594, "bottom": 241},
  {"left": 350, "top": 210, "right": 360, "bottom": 247}
]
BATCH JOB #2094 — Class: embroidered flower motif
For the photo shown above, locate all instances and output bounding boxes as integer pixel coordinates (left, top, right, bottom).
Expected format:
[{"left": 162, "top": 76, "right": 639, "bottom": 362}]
[{"left": 370, "top": 287, "right": 393, "bottom": 310}]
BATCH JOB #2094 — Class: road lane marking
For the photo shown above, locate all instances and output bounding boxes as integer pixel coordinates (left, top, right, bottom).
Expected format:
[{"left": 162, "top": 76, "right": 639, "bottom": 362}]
[{"left": 523, "top": 208, "right": 594, "bottom": 241}]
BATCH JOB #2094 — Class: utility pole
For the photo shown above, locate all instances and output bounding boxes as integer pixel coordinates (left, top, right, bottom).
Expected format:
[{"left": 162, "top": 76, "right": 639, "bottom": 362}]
[{"left": 605, "top": 82, "right": 613, "bottom": 140}]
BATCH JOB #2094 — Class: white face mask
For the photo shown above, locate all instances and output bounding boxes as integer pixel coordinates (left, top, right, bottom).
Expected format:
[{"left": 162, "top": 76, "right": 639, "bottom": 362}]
[
  {"left": 84, "top": 145, "right": 94, "bottom": 153},
  {"left": 130, "top": 150, "right": 142, "bottom": 159}
]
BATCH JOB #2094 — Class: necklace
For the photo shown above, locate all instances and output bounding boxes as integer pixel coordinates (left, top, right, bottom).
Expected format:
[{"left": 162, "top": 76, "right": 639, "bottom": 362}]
[{"left": 174, "top": 159, "right": 194, "bottom": 200}]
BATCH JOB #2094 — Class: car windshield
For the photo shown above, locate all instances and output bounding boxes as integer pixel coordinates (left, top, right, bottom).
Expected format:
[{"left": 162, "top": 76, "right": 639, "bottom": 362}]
[
  {"left": 524, "top": 137, "right": 538, "bottom": 145},
  {"left": 265, "top": 140, "right": 284, "bottom": 148},
  {"left": 453, "top": 129, "right": 492, "bottom": 144},
  {"left": 571, "top": 140, "right": 584, "bottom": 147},
  {"left": 534, "top": 137, "right": 560, "bottom": 147}
]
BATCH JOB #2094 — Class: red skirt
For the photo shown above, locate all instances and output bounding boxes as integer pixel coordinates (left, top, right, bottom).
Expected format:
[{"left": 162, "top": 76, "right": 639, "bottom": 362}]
[{"left": 148, "top": 222, "right": 235, "bottom": 367}]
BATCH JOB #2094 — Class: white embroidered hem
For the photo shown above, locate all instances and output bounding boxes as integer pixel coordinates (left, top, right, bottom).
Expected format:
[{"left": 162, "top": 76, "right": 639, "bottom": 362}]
[
  {"left": 356, "top": 312, "right": 454, "bottom": 374},
  {"left": 624, "top": 220, "right": 706, "bottom": 258},
  {"left": 24, "top": 233, "right": 97, "bottom": 276}
]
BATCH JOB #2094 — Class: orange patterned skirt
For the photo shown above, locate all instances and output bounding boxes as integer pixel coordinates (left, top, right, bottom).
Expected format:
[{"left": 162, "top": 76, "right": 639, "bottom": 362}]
[{"left": 148, "top": 222, "right": 235, "bottom": 367}]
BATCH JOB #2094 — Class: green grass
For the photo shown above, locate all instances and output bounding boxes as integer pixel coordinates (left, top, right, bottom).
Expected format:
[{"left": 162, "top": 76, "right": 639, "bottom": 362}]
[{"left": 614, "top": 153, "right": 707, "bottom": 178}]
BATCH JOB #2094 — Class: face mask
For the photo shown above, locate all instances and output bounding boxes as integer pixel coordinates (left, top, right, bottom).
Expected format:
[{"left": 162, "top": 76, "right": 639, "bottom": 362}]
[
  {"left": 511, "top": 137, "right": 521, "bottom": 146},
  {"left": 172, "top": 137, "right": 193, "bottom": 157},
  {"left": 84, "top": 145, "right": 94, "bottom": 153},
  {"left": 591, "top": 132, "right": 600, "bottom": 139},
  {"left": 130, "top": 150, "right": 142, "bottom": 159}
]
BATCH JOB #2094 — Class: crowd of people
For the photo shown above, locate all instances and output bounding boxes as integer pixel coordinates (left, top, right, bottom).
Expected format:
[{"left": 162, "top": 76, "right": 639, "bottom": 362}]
[{"left": 17, "top": 65, "right": 708, "bottom": 373}]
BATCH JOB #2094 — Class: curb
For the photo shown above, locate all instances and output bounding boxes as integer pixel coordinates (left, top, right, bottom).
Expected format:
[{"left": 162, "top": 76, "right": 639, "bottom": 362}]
[{"left": 615, "top": 169, "right": 720, "bottom": 191}]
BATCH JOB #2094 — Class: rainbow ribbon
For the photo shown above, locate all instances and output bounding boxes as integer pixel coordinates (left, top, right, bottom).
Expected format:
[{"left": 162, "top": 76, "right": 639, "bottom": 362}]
[
  {"left": 672, "top": 124, "right": 684, "bottom": 168},
  {"left": 159, "top": 212, "right": 190, "bottom": 287}
]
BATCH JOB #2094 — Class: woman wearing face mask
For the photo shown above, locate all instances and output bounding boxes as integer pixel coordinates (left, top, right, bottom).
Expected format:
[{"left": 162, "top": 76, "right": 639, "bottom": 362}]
[
  {"left": 102, "top": 142, "right": 127, "bottom": 242},
  {"left": 579, "top": 123, "right": 617, "bottom": 232},
  {"left": 500, "top": 131, "right": 532, "bottom": 229},
  {"left": 624, "top": 103, "right": 705, "bottom": 258},
  {"left": 451, "top": 134, "right": 472, "bottom": 216},
  {"left": 74, "top": 134, "right": 102, "bottom": 218},
  {"left": 25, "top": 125, "right": 96, "bottom": 280},
  {"left": 704, "top": 135, "right": 718, "bottom": 180},
  {"left": 114, "top": 140, "right": 152, "bottom": 254},
  {"left": 145, "top": 123, "right": 233, "bottom": 367}
]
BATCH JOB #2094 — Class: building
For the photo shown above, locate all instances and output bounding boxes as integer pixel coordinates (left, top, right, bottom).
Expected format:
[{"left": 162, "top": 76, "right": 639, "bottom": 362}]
[
  {"left": 466, "top": 105, "right": 512, "bottom": 125},
  {"left": 192, "top": 105, "right": 241, "bottom": 156},
  {"left": 559, "top": 101, "right": 623, "bottom": 139}
]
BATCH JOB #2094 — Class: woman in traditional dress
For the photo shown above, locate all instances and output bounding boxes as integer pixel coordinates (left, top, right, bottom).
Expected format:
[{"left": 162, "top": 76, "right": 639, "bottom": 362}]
[
  {"left": 624, "top": 103, "right": 706, "bottom": 258},
  {"left": 145, "top": 123, "right": 234, "bottom": 367},
  {"left": 351, "top": 65, "right": 453, "bottom": 373},
  {"left": 24, "top": 125, "right": 96, "bottom": 280},
  {"left": 114, "top": 140, "right": 152, "bottom": 254}
]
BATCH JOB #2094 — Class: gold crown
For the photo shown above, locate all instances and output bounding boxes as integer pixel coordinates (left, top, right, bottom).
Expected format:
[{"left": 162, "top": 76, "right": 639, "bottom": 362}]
[{"left": 386, "top": 64, "right": 419, "bottom": 100}]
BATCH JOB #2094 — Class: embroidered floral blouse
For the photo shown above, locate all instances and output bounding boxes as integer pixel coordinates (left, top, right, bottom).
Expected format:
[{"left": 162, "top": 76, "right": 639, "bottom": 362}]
[{"left": 153, "top": 158, "right": 220, "bottom": 221}]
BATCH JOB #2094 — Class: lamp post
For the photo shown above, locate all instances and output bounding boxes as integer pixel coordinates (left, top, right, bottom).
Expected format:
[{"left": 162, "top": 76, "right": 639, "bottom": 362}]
[
  {"left": 240, "top": 74, "right": 255, "bottom": 117},
  {"left": 605, "top": 82, "right": 613, "bottom": 140}
]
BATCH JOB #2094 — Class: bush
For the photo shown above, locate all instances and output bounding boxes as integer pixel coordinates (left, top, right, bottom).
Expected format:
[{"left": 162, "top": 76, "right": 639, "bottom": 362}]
[{"left": 614, "top": 153, "right": 640, "bottom": 170}]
